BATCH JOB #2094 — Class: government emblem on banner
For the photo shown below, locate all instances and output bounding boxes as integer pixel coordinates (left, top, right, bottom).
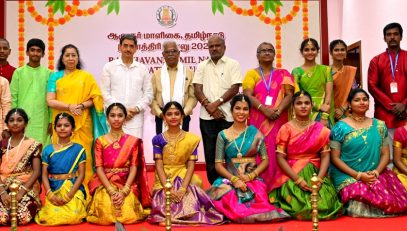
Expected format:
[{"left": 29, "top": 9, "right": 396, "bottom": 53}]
[{"left": 156, "top": 5, "right": 178, "bottom": 28}]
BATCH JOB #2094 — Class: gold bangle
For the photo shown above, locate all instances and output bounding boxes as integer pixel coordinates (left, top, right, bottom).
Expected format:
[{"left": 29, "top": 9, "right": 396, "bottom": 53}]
[
  {"left": 355, "top": 172, "right": 362, "bottom": 181},
  {"left": 230, "top": 176, "right": 239, "bottom": 183},
  {"left": 63, "top": 194, "right": 72, "bottom": 202},
  {"left": 294, "top": 176, "right": 304, "bottom": 185},
  {"left": 317, "top": 177, "right": 324, "bottom": 183},
  {"left": 122, "top": 185, "right": 131, "bottom": 196},
  {"left": 253, "top": 170, "right": 259, "bottom": 177},
  {"left": 257, "top": 104, "right": 263, "bottom": 110},
  {"left": 178, "top": 186, "right": 187, "bottom": 193},
  {"left": 107, "top": 186, "right": 115, "bottom": 195},
  {"left": 47, "top": 192, "right": 55, "bottom": 200}
]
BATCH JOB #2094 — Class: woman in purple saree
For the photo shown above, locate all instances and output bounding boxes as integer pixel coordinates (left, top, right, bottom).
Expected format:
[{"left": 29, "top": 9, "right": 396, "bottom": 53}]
[{"left": 148, "top": 101, "right": 224, "bottom": 226}]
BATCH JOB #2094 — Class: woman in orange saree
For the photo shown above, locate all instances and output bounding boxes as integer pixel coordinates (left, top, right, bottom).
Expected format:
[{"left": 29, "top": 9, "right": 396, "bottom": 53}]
[
  {"left": 330, "top": 39, "right": 358, "bottom": 121},
  {"left": 0, "top": 108, "right": 42, "bottom": 225}
]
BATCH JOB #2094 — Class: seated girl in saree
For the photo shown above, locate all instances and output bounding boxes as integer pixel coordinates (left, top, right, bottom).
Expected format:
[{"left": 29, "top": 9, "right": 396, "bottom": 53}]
[
  {"left": 393, "top": 122, "right": 407, "bottom": 190},
  {"left": 35, "top": 113, "right": 86, "bottom": 225},
  {"left": 148, "top": 101, "right": 224, "bottom": 225},
  {"left": 0, "top": 108, "right": 42, "bottom": 225},
  {"left": 330, "top": 88, "right": 407, "bottom": 217},
  {"left": 87, "top": 103, "right": 151, "bottom": 225},
  {"left": 268, "top": 91, "right": 342, "bottom": 220},
  {"left": 207, "top": 94, "right": 290, "bottom": 223}
]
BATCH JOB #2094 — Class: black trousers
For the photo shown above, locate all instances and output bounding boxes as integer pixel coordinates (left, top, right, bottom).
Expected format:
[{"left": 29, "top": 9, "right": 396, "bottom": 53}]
[
  {"left": 199, "top": 118, "right": 233, "bottom": 184},
  {"left": 155, "top": 115, "right": 191, "bottom": 135}
]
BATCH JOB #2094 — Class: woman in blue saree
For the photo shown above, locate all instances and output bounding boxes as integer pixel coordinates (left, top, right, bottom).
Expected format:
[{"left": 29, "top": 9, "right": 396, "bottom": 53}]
[
  {"left": 207, "top": 94, "right": 289, "bottom": 223},
  {"left": 330, "top": 88, "right": 407, "bottom": 217},
  {"left": 35, "top": 113, "right": 87, "bottom": 225}
]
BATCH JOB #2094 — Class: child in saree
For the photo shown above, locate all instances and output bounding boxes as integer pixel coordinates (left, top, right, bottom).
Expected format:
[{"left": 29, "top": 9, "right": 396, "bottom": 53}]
[
  {"left": 35, "top": 113, "right": 86, "bottom": 225},
  {"left": 0, "top": 109, "right": 42, "bottom": 225},
  {"left": 87, "top": 103, "right": 151, "bottom": 225}
]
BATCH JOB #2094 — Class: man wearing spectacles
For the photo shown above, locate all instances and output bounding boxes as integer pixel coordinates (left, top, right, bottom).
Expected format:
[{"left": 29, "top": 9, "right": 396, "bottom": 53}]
[{"left": 150, "top": 41, "right": 197, "bottom": 134}]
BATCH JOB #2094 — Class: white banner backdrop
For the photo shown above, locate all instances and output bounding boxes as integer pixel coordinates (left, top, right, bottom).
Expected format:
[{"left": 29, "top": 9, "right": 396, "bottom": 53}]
[{"left": 6, "top": 0, "right": 321, "bottom": 163}]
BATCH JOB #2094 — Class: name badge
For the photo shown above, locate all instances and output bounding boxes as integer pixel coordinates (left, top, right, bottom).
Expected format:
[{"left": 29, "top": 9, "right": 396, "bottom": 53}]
[
  {"left": 390, "top": 82, "right": 398, "bottom": 93},
  {"left": 265, "top": 96, "right": 273, "bottom": 106}
]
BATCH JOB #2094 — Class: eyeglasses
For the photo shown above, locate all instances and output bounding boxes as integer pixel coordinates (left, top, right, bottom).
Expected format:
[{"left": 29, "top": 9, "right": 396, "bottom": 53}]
[
  {"left": 257, "top": 49, "right": 275, "bottom": 54},
  {"left": 163, "top": 49, "right": 180, "bottom": 55}
]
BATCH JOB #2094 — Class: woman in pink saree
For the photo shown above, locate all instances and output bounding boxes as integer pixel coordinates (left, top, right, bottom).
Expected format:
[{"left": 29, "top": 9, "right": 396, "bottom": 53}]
[
  {"left": 0, "top": 108, "right": 42, "bottom": 225},
  {"left": 87, "top": 103, "right": 151, "bottom": 225},
  {"left": 243, "top": 42, "right": 294, "bottom": 191}
]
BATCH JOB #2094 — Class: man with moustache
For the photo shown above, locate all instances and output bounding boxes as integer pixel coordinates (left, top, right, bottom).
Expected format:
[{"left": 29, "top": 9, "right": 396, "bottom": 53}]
[
  {"left": 150, "top": 41, "right": 197, "bottom": 134},
  {"left": 368, "top": 22, "right": 407, "bottom": 159},
  {"left": 193, "top": 35, "right": 242, "bottom": 184},
  {"left": 10, "top": 38, "right": 52, "bottom": 144},
  {"left": 0, "top": 38, "right": 16, "bottom": 83},
  {"left": 101, "top": 34, "right": 153, "bottom": 138}
]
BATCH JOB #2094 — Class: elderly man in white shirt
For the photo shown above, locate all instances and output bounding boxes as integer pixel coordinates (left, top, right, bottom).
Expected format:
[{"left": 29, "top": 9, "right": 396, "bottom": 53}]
[{"left": 101, "top": 34, "right": 153, "bottom": 138}]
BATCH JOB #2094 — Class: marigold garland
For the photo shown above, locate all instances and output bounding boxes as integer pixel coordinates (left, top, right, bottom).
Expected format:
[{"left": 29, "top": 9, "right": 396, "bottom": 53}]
[
  {"left": 18, "top": 0, "right": 25, "bottom": 66},
  {"left": 302, "top": 0, "right": 309, "bottom": 39},
  {"left": 18, "top": 1, "right": 105, "bottom": 68},
  {"left": 226, "top": 0, "right": 310, "bottom": 67}
]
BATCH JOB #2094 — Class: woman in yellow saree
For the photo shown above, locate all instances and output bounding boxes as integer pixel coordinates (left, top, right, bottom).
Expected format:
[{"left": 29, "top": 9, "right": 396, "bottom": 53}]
[
  {"left": 46, "top": 44, "right": 107, "bottom": 189},
  {"left": 0, "top": 108, "right": 42, "bottom": 225},
  {"left": 35, "top": 113, "right": 86, "bottom": 225}
]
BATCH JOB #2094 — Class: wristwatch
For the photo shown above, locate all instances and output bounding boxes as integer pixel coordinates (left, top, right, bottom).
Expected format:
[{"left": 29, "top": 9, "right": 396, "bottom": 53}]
[{"left": 218, "top": 97, "right": 224, "bottom": 103}]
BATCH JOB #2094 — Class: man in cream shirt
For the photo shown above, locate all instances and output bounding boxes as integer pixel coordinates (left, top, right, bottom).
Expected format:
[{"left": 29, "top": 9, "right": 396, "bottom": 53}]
[
  {"left": 101, "top": 34, "right": 153, "bottom": 138},
  {"left": 150, "top": 41, "right": 197, "bottom": 134},
  {"left": 193, "top": 35, "right": 242, "bottom": 184}
]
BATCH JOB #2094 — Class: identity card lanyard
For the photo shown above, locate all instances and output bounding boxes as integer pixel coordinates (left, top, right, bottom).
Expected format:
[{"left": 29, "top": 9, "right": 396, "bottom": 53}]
[
  {"left": 388, "top": 50, "right": 399, "bottom": 93},
  {"left": 259, "top": 67, "right": 274, "bottom": 106}
]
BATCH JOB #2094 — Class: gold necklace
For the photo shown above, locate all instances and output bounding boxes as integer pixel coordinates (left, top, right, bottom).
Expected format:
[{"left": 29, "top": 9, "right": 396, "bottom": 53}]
[
  {"left": 165, "top": 130, "right": 183, "bottom": 141},
  {"left": 331, "top": 64, "right": 344, "bottom": 74},
  {"left": 232, "top": 126, "right": 247, "bottom": 158},
  {"left": 294, "top": 118, "right": 311, "bottom": 127},
  {"left": 305, "top": 65, "right": 316, "bottom": 77},
  {"left": 349, "top": 114, "right": 366, "bottom": 122},
  {"left": 57, "top": 141, "right": 72, "bottom": 148},
  {"left": 164, "top": 130, "right": 183, "bottom": 163},
  {"left": 110, "top": 131, "right": 124, "bottom": 149}
]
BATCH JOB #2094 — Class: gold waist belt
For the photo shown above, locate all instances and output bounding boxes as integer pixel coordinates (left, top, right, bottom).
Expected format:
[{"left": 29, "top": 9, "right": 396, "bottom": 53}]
[
  {"left": 49, "top": 171, "right": 78, "bottom": 180},
  {"left": 231, "top": 157, "right": 256, "bottom": 164},
  {"left": 104, "top": 167, "right": 129, "bottom": 173}
]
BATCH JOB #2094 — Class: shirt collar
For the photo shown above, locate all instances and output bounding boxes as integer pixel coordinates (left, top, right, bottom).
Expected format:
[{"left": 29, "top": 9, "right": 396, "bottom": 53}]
[{"left": 117, "top": 58, "right": 138, "bottom": 68}]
